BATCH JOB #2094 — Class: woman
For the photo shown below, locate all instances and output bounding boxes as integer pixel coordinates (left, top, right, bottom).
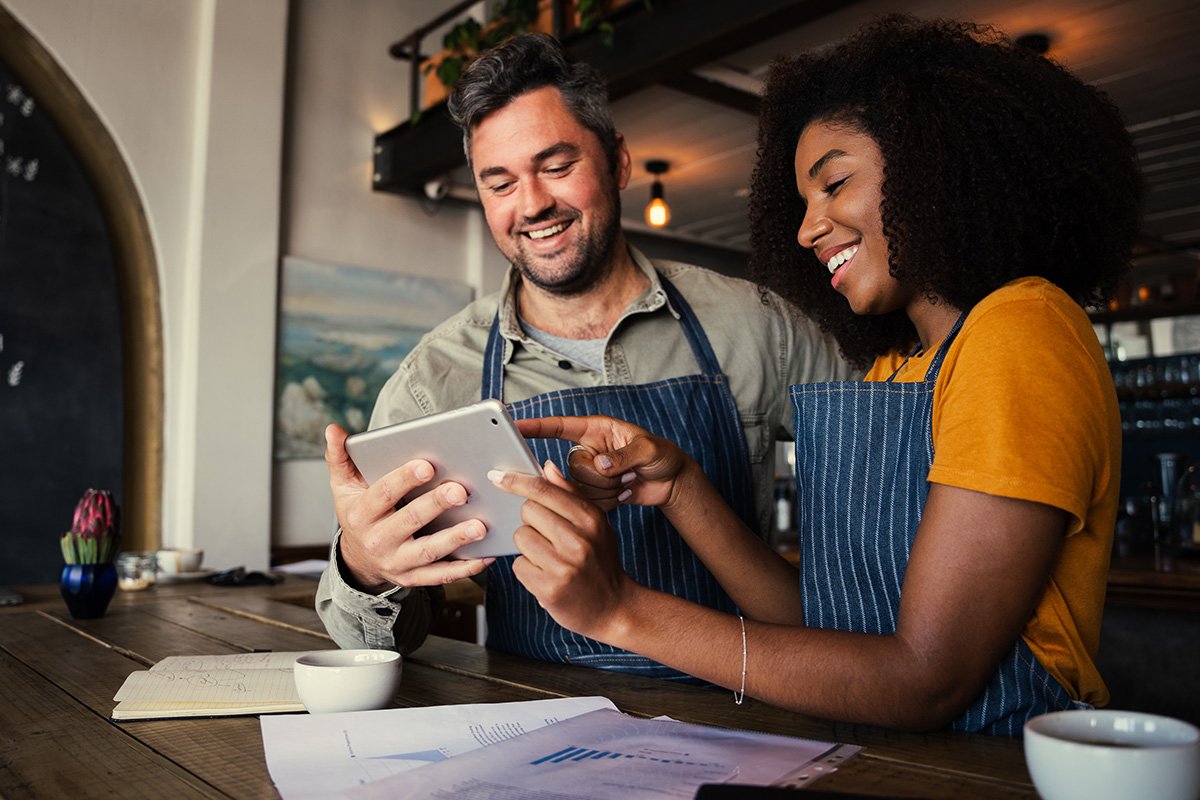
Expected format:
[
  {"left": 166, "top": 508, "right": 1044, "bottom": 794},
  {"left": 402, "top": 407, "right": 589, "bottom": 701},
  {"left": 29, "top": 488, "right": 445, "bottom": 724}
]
[{"left": 489, "top": 15, "right": 1141, "bottom": 736}]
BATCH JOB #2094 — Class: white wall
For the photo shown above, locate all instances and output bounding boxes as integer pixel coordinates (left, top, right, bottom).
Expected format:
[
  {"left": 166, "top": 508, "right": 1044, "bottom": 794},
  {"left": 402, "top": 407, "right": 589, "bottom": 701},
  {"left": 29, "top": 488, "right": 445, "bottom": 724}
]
[
  {"left": 4, "top": 0, "right": 507, "bottom": 564},
  {"left": 274, "top": 0, "right": 506, "bottom": 548}
]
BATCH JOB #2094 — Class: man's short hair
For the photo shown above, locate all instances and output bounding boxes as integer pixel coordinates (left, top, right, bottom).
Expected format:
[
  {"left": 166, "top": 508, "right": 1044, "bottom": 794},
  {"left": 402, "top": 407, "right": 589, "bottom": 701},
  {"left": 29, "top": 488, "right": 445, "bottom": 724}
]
[{"left": 447, "top": 32, "right": 619, "bottom": 174}]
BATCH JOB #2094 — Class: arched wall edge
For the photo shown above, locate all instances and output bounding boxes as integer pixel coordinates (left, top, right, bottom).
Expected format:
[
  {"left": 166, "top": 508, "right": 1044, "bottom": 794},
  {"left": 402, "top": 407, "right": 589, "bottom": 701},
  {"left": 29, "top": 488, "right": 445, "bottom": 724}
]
[{"left": 0, "top": 5, "right": 164, "bottom": 551}]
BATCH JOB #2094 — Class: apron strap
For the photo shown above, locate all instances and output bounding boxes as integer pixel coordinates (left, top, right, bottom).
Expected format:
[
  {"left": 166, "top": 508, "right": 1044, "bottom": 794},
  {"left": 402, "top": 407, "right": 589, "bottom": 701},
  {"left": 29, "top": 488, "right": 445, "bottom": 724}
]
[
  {"left": 659, "top": 276, "right": 723, "bottom": 377},
  {"left": 924, "top": 312, "right": 967, "bottom": 380},
  {"left": 482, "top": 314, "right": 505, "bottom": 402},
  {"left": 885, "top": 311, "right": 968, "bottom": 384}
]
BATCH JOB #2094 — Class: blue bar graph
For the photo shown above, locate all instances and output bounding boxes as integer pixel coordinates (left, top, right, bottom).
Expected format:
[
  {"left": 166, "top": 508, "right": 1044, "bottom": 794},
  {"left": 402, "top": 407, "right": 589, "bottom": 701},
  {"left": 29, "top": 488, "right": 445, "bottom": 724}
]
[{"left": 529, "top": 746, "right": 716, "bottom": 768}]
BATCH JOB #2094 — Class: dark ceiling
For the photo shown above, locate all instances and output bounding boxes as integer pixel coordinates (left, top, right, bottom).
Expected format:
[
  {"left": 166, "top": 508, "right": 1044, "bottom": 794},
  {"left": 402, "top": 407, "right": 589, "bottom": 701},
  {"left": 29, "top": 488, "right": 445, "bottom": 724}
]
[{"left": 378, "top": 0, "right": 1200, "bottom": 289}]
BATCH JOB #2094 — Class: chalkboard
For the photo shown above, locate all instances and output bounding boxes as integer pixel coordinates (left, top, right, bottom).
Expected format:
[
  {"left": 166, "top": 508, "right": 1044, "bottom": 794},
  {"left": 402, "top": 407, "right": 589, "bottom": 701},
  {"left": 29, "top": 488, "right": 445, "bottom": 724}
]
[{"left": 0, "top": 56, "right": 123, "bottom": 585}]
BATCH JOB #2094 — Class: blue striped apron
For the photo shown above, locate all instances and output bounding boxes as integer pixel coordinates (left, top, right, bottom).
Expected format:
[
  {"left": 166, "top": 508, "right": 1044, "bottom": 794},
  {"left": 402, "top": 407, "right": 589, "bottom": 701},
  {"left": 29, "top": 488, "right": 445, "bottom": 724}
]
[
  {"left": 790, "top": 317, "right": 1074, "bottom": 736},
  {"left": 481, "top": 276, "right": 756, "bottom": 680}
]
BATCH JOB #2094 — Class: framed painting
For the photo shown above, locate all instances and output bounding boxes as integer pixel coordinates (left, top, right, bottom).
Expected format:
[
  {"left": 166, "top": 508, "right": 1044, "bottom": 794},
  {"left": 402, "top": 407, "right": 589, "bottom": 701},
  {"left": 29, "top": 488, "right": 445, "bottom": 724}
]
[{"left": 274, "top": 256, "right": 473, "bottom": 459}]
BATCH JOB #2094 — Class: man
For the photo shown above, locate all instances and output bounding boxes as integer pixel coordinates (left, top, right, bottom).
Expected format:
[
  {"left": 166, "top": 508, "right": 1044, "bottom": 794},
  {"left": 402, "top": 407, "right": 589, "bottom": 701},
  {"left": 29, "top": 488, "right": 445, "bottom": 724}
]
[{"left": 316, "top": 33, "right": 852, "bottom": 678}]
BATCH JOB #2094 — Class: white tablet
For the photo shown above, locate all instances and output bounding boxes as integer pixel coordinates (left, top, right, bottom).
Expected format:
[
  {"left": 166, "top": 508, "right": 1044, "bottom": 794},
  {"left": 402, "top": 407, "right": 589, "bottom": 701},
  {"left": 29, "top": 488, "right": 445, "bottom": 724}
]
[{"left": 344, "top": 399, "right": 542, "bottom": 559}]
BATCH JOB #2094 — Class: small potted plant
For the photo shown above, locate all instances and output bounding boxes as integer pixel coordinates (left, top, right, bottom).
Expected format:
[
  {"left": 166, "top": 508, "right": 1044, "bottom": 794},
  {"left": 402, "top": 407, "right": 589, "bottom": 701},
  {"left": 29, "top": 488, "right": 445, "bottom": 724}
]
[
  {"left": 418, "top": 0, "right": 643, "bottom": 112},
  {"left": 59, "top": 488, "right": 121, "bottom": 619}
]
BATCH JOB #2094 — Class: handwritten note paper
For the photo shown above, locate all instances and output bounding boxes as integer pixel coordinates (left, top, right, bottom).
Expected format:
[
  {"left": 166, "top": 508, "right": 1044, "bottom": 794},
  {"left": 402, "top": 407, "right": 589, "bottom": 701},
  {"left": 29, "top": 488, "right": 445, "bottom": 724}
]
[{"left": 111, "top": 651, "right": 312, "bottom": 720}]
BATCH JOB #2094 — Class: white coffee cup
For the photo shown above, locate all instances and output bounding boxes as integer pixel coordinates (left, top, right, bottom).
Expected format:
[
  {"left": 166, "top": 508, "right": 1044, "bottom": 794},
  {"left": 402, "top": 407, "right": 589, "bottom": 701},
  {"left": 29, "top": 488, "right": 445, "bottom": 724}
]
[
  {"left": 1024, "top": 709, "right": 1200, "bottom": 800},
  {"left": 293, "top": 650, "right": 401, "bottom": 714},
  {"left": 156, "top": 548, "right": 204, "bottom": 575}
]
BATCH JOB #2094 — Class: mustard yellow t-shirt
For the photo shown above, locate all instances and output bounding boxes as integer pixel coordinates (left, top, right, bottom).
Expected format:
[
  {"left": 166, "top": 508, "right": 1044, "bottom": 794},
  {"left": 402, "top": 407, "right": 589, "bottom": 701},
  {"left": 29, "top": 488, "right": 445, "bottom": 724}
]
[{"left": 866, "top": 276, "right": 1117, "bottom": 706}]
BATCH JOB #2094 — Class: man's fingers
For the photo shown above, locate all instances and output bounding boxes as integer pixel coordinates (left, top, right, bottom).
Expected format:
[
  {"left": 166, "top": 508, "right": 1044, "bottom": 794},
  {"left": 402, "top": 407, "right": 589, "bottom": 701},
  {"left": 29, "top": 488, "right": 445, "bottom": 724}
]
[
  {"left": 325, "top": 424, "right": 364, "bottom": 486},
  {"left": 383, "top": 476, "right": 465, "bottom": 531},
  {"left": 400, "top": 556, "right": 493, "bottom": 588},
  {"left": 368, "top": 517, "right": 490, "bottom": 588},
  {"left": 343, "top": 462, "right": 452, "bottom": 532},
  {"left": 392, "top": 518, "right": 488, "bottom": 572}
]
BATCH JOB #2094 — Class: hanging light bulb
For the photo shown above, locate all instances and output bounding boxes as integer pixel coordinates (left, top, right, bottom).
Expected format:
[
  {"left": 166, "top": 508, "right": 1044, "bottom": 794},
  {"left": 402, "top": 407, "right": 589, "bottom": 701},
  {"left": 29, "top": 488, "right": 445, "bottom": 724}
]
[{"left": 644, "top": 160, "right": 671, "bottom": 228}]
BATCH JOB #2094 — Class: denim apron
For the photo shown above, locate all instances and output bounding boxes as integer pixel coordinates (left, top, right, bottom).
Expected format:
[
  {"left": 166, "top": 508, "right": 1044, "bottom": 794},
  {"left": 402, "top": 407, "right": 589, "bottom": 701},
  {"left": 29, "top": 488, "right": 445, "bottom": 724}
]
[
  {"left": 481, "top": 277, "right": 755, "bottom": 679},
  {"left": 789, "top": 317, "right": 1074, "bottom": 736}
]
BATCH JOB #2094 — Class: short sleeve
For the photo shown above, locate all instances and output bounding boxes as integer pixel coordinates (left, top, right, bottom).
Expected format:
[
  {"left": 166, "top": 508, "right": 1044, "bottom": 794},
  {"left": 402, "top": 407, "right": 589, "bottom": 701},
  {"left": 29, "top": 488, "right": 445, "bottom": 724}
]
[{"left": 927, "top": 289, "right": 1112, "bottom": 534}]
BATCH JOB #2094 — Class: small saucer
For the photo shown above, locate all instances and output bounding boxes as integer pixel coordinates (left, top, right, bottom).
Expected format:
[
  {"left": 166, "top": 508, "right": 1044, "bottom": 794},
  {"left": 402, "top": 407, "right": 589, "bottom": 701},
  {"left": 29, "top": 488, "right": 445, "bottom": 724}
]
[{"left": 156, "top": 569, "right": 216, "bottom": 584}]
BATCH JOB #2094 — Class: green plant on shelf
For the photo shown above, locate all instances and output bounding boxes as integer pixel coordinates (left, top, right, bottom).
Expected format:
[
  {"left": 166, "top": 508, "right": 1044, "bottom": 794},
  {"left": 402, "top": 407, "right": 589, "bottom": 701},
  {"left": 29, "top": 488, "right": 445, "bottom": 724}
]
[
  {"left": 425, "top": 0, "right": 540, "bottom": 93},
  {"left": 424, "top": 0, "right": 654, "bottom": 95}
]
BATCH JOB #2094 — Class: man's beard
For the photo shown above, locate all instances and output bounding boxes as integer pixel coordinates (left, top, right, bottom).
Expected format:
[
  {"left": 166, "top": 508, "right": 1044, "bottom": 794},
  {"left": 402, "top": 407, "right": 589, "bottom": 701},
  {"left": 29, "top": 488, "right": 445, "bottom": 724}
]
[{"left": 510, "top": 192, "right": 623, "bottom": 297}]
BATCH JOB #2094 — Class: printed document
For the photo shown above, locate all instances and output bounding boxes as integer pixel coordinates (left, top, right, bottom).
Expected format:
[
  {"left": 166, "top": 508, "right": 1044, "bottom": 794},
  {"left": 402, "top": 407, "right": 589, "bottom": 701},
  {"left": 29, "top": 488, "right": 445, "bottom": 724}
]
[
  {"left": 346, "top": 708, "right": 858, "bottom": 800},
  {"left": 261, "top": 695, "right": 619, "bottom": 800}
]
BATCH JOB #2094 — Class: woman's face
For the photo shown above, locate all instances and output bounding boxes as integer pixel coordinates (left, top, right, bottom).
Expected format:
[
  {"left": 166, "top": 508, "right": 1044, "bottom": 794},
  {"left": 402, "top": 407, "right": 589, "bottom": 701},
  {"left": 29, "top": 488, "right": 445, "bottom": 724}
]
[{"left": 793, "top": 120, "right": 913, "bottom": 316}]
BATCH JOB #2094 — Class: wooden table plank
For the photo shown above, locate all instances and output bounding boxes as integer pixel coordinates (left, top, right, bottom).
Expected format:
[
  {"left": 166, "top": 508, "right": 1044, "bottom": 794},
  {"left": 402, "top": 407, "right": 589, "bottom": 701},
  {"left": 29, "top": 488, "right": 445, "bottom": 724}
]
[
  {"left": 1, "top": 603, "right": 560, "bottom": 799},
  {"left": 37, "top": 601, "right": 333, "bottom": 660},
  {"left": 5, "top": 581, "right": 1039, "bottom": 798},
  {"left": 0, "top": 629, "right": 226, "bottom": 799},
  {"left": 0, "top": 611, "right": 280, "bottom": 798},
  {"left": 817, "top": 754, "right": 1036, "bottom": 799}
]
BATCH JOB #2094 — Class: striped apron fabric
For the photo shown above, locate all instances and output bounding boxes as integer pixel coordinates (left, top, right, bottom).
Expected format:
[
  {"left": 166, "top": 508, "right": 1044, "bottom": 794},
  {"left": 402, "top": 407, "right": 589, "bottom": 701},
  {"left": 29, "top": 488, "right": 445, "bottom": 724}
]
[
  {"left": 789, "top": 317, "right": 1074, "bottom": 736},
  {"left": 481, "top": 277, "right": 755, "bottom": 679}
]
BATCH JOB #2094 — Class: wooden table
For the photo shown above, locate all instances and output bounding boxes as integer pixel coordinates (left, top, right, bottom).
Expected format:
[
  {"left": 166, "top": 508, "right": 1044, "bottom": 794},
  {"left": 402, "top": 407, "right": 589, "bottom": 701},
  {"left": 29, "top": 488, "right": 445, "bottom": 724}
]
[{"left": 0, "top": 578, "right": 1037, "bottom": 799}]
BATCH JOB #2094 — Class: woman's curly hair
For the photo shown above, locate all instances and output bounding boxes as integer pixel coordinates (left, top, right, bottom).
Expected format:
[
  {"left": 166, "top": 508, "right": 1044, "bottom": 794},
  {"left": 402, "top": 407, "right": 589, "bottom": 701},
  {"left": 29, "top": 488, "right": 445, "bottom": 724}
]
[{"left": 748, "top": 15, "right": 1142, "bottom": 367}]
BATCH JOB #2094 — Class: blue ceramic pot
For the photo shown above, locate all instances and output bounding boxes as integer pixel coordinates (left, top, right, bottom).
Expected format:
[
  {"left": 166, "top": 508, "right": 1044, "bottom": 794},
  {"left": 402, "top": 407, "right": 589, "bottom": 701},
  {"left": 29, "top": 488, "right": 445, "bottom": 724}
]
[{"left": 60, "top": 562, "right": 118, "bottom": 619}]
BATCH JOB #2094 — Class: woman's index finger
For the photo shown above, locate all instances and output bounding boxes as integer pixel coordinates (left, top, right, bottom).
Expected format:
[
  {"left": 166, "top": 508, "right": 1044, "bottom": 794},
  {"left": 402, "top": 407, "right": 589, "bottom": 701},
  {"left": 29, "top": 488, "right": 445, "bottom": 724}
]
[{"left": 515, "top": 415, "right": 591, "bottom": 442}]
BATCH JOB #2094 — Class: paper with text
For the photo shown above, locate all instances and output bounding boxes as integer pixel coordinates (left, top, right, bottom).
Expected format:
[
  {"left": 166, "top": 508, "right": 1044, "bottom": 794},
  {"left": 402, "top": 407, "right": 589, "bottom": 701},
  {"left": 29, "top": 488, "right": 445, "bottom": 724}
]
[
  {"left": 260, "top": 696, "right": 619, "bottom": 800},
  {"left": 345, "top": 708, "right": 859, "bottom": 800},
  {"left": 111, "top": 651, "right": 312, "bottom": 719}
]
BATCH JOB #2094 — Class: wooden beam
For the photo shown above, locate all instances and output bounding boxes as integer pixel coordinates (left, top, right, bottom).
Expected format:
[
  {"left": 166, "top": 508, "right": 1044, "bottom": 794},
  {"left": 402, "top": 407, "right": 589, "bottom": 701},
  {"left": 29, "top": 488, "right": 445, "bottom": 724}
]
[{"left": 660, "top": 73, "right": 760, "bottom": 116}]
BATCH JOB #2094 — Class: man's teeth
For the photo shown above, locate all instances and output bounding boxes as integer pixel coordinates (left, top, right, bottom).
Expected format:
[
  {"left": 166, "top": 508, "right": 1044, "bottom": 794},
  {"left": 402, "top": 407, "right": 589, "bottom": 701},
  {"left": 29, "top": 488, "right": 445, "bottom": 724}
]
[
  {"left": 527, "top": 222, "right": 567, "bottom": 240},
  {"left": 826, "top": 245, "right": 858, "bottom": 274}
]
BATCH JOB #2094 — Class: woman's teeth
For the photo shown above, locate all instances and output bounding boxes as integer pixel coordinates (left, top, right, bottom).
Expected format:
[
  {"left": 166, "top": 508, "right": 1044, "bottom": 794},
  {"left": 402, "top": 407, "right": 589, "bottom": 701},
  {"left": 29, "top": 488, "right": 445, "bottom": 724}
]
[
  {"left": 826, "top": 245, "right": 858, "bottom": 274},
  {"left": 528, "top": 222, "right": 567, "bottom": 240}
]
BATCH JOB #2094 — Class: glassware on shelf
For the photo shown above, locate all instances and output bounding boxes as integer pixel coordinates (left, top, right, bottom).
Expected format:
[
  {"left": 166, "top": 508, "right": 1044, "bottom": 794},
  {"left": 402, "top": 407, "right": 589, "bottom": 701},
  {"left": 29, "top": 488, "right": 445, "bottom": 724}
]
[
  {"left": 116, "top": 551, "right": 158, "bottom": 591},
  {"left": 1173, "top": 466, "right": 1200, "bottom": 550}
]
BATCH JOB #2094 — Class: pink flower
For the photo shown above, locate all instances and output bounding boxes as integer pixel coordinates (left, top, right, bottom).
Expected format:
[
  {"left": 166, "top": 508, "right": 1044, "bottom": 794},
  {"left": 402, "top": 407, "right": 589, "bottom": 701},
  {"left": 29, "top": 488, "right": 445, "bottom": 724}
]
[
  {"left": 62, "top": 489, "right": 121, "bottom": 564},
  {"left": 73, "top": 489, "right": 118, "bottom": 539}
]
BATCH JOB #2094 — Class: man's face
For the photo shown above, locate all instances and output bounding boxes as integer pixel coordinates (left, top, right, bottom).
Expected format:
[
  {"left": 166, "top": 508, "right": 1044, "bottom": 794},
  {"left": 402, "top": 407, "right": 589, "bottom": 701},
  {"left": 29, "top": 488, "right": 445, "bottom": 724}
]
[{"left": 469, "top": 86, "right": 631, "bottom": 295}]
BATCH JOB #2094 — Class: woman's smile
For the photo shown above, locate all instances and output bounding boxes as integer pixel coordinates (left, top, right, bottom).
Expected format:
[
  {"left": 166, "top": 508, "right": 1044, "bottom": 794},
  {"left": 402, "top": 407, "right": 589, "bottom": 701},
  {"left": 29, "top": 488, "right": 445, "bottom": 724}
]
[
  {"left": 794, "top": 122, "right": 909, "bottom": 316},
  {"left": 822, "top": 243, "right": 859, "bottom": 290}
]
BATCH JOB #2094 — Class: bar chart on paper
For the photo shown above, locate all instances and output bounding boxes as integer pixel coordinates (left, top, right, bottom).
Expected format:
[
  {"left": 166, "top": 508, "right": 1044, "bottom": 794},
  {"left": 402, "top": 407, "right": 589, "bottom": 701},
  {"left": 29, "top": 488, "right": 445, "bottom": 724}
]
[
  {"left": 342, "top": 708, "right": 861, "bottom": 800},
  {"left": 261, "top": 696, "right": 620, "bottom": 800},
  {"left": 531, "top": 745, "right": 727, "bottom": 770}
]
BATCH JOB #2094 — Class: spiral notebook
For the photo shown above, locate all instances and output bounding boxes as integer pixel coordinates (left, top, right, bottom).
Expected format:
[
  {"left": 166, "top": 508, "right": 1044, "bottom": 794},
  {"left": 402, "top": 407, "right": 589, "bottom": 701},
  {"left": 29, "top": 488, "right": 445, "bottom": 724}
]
[{"left": 111, "top": 651, "right": 309, "bottom": 721}]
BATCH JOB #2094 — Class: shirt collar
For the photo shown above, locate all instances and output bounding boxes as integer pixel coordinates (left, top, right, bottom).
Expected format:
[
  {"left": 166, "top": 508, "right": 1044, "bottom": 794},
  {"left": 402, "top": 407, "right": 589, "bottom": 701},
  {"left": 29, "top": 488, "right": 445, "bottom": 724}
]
[{"left": 495, "top": 245, "right": 677, "bottom": 361}]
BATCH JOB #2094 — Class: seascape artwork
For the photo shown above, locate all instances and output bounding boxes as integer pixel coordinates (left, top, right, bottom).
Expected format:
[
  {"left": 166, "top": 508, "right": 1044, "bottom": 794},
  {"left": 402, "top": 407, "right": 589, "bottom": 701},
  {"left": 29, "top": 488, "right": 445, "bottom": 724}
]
[{"left": 274, "top": 257, "right": 473, "bottom": 459}]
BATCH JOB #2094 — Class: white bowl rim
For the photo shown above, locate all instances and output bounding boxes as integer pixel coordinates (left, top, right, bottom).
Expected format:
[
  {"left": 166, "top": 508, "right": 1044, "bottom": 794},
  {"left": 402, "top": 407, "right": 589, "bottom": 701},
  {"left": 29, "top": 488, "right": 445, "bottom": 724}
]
[
  {"left": 295, "top": 649, "right": 401, "bottom": 668},
  {"left": 1025, "top": 709, "right": 1200, "bottom": 751}
]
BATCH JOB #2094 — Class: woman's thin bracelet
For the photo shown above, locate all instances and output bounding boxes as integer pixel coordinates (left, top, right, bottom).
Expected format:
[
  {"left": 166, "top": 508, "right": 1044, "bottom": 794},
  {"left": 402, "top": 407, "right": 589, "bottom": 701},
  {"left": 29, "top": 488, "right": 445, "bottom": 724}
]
[{"left": 734, "top": 614, "right": 747, "bottom": 705}]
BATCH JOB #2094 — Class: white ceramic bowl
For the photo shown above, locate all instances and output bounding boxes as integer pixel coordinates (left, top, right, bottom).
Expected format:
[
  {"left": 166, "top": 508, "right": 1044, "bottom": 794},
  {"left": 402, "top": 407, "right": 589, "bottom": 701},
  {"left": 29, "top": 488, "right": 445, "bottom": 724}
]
[
  {"left": 156, "top": 548, "right": 204, "bottom": 574},
  {"left": 293, "top": 649, "right": 402, "bottom": 714},
  {"left": 1024, "top": 709, "right": 1200, "bottom": 800}
]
